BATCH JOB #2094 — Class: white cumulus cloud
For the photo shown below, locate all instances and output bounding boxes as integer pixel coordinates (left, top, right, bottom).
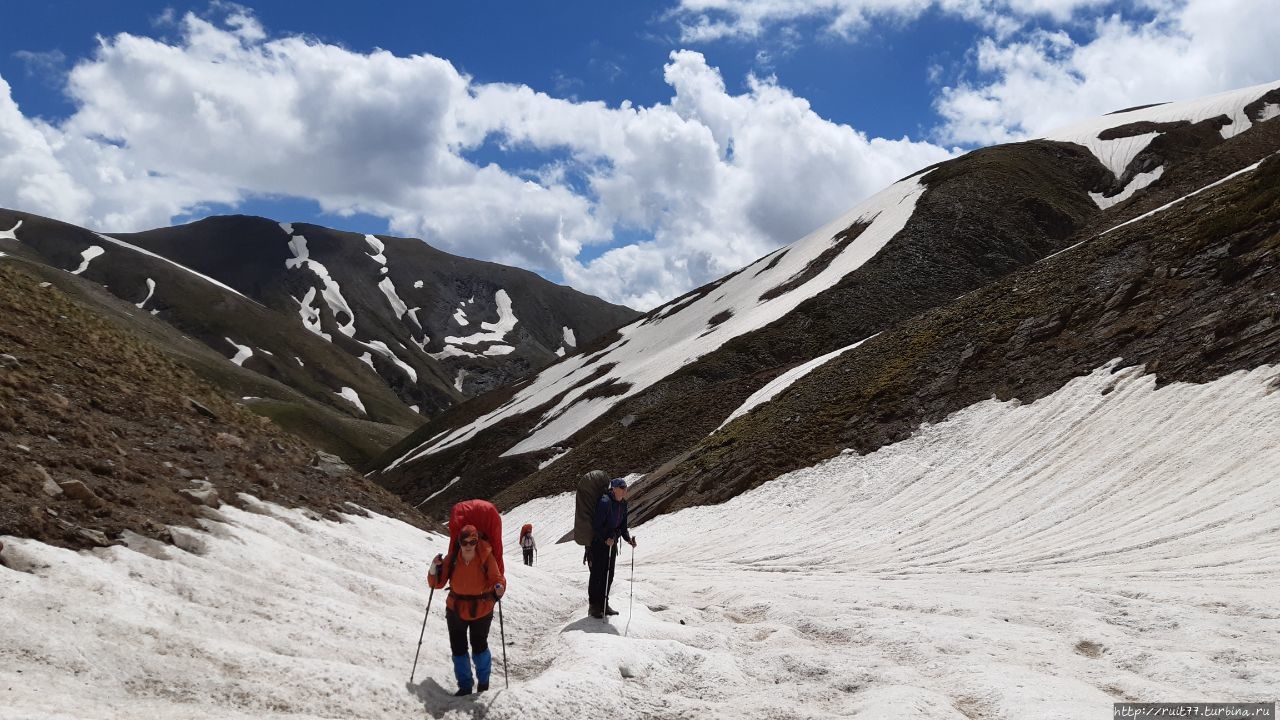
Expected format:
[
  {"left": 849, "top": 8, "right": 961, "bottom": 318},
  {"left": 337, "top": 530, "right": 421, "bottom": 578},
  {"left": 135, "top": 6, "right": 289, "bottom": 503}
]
[
  {"left": 0, "top": 10, "right": 955, "bottom": 308},
  {"left": 936, "top": 0, "right": 1280, "bottom": 143}
]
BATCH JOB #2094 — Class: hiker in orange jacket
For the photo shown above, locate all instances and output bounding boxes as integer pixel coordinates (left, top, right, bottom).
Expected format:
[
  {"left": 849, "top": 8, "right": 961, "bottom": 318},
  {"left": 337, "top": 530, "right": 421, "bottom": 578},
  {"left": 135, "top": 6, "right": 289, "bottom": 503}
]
[{"left": 428, "top": 524, "right": 507, "bottom": 696}]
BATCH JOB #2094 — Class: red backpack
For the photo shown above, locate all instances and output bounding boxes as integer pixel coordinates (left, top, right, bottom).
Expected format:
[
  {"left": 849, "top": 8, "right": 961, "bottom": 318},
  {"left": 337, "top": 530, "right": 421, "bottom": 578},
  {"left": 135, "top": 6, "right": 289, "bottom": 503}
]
[{"left": 448, "top": 499, "right": 505, "bottom": 574}]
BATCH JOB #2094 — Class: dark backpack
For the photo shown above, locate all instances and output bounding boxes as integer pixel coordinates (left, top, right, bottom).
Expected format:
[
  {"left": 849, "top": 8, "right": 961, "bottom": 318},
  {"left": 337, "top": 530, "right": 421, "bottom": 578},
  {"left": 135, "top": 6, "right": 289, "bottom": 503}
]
[{"left": 573, "top": 470, "right": 610, "bottom": 546}]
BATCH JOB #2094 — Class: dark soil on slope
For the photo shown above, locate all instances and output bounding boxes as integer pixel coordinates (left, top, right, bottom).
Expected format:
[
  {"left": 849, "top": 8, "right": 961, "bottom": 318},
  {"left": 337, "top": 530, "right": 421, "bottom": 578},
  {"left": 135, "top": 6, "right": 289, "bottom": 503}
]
[{"left": 0, "top": 263, "right": 433, "bottom": 552}]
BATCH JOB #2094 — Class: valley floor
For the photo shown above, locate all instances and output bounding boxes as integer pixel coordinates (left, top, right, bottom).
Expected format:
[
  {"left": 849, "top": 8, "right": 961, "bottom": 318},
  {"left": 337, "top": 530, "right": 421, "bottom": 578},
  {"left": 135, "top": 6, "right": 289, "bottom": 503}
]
[{"left": 2, "top": 363, "right": 1278, "bottom": 719}]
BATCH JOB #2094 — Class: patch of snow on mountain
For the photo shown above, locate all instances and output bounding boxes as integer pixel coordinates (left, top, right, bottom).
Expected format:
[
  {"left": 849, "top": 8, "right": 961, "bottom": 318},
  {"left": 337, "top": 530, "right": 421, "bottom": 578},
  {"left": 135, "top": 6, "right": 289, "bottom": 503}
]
[
  {"left": 0, "top": 219, "right": 21, "bottom": 241},
  {"left": 294, "top": 356, "right": 304, "bottom": 366},
  {"left": 284, "top": 234, "right": 356, "bottom": 338},
  {"left": 1259, "top": 103, "right": 1280, "bottom": 122},
  {"left": 409, "top": 404, "right": 419, "bottom": 414},
  {"left": 406, "top": 307, "right": 423, "bottom": 329},
  {"left": 483, "top": 344, "right": 515, "bottom": 357},
  {"left": 414, "top": 280, "right": 424, "bottom": 289},
  {"left": 359, "top": 340, "right": 418, "bottom": 383},
  {"left": 717, "top": 335, "right": 876, "bottom": 432},
  {"left": 387, "top": 178, "right": 924, "bottom": 469},
  {"left": 278, "top": 222, "right": 293, "bottom": 236},
  {"left": 335, "top": 386, "right": 366, "bottom": 414},
  {"left": 562, "top": 327, "right": 577, "bottom": 347},
  {"left": 453, "top": 307, "right": 468, "bottom": 326},
  {"left": 358, "top": 352, "right": 374, "bottom": 370},
  {"left": 93, "top": 233, "right": 261, "bottom": 306},
  {"left": 414, "top": 477, "right": 461, "bottom": 508},
  {"left": 294, "top": 286, "right": 333, "bottom": 341},
  {"left": 364, "top": 235, "right": 387, "bottom": 266},
  {"left": 1045, "top": 154, "right": 1274, "bottom": 264},
  {"left": 70, "top": 245, "right": 104, "bottom": 275},
  {"left": 134, "top": 278, "right": 156, "bottom": 309},
  {"left": 1101, "top": 155, "right": 1273, "bottom": 237},
  {"left": 537, "top": 448, "right": 570, "bottom": 470},
  {"left": 429, "top": 345, "right": 480, "bottom": 361},
  {"left": 454, "top": 370, "right": 467, "bottom": 392},
  {"left": 445, "top": 290, "right": 519, "bottom": 347},
  {"left": 1089, "top": 167, "right": 1164, "bottom": 209},
  {"left": 377, "top": 277, "right": 409, "bottom": 319},
  {"left": 224, "top": 337, "right": 253, "bottom": 366},
  {"left": 555, "top": 347, "right": 566, "bottom": 357},
  {"left": 1045, "top": 81, "right": 1280, "bottom": 178}
]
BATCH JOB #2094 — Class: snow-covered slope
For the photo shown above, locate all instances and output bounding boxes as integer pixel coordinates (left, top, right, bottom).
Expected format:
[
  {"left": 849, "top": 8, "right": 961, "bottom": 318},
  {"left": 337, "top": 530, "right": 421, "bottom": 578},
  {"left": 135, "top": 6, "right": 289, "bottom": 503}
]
[
  {"left": 386, "top": 178, "right": 925, "bottom": 470},
  {"left": 5, "top": 362, "right": 1276, "bottom": 719}
]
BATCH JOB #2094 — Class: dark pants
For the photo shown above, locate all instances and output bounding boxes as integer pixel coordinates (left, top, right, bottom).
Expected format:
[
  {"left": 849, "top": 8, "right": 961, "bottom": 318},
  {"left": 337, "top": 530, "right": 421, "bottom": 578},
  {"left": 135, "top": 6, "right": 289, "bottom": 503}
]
[
  {"left": 587, "top": 540, "right": 618, "bottom": 608},
  {"left": 522, "top": 548, "right": 534, "bottom": 566},
  {"left": 445, "top": 609, "right": 493, "bottom": 656}
]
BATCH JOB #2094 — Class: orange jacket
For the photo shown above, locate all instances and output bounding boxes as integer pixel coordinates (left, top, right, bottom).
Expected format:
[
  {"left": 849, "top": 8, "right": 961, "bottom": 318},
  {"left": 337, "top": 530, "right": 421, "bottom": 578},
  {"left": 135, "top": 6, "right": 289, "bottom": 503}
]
[{"left": 427, "top": 540, "right": 506, "bottom": 621}]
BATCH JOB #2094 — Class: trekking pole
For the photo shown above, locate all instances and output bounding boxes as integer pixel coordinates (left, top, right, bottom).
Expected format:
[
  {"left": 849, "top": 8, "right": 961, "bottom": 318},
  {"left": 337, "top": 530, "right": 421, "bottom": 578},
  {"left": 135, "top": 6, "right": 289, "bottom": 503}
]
[
  {"left": 624, "top": 545, "right": 635, "bottom": 637},
  {"left": 604, "top": 542, "right": 618, "bottom": 620},
  {"left": 409, "top": 586, "right": 435, "bottom": 683},
  {"left": 497, "top": 598, "right": 510, "bottom": 689}
]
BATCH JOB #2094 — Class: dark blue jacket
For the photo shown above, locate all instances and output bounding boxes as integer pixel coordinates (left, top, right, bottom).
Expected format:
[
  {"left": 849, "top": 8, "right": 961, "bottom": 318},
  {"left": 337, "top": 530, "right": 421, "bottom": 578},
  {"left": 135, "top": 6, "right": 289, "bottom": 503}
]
[{"left": 593, "top": 493, "right": 631, "bottom": 543}]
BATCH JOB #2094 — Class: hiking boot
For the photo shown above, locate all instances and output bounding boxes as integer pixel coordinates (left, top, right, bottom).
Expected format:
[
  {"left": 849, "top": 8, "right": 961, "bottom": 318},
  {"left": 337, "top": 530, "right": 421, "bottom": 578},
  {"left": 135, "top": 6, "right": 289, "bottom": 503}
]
[
  {"left": 589, "top": 604, "right": 605, "bottom": 619},
  {"left": 453, "top": 687, "right": 472, "bottom": 697},
  {"left": 605, "top": 603, "right": 620, "bottom": 616},
  {"left": 477, "top": 682, "right": 489, "bottom": 693}
]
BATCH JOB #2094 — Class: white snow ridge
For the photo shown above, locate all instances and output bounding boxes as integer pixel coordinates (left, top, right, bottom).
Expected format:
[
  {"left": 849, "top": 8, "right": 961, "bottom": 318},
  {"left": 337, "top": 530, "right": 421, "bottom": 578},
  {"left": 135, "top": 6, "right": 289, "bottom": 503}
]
[{"left": 1, "top": 363, "right": 1277, "bottom": 718}]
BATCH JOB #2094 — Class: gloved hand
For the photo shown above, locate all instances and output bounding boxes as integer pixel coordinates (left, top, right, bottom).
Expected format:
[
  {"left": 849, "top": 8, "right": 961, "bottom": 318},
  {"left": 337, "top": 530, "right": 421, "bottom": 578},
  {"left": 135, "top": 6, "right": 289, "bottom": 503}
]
[
  {"left": 428, "top": 553, "right": 443, "bottom": 577},
  {"left": 627, "top": 536, "right": 637, "bottom": 548},
  {"left": 493, "top": 582, "right": 505, "bottom": 599}
]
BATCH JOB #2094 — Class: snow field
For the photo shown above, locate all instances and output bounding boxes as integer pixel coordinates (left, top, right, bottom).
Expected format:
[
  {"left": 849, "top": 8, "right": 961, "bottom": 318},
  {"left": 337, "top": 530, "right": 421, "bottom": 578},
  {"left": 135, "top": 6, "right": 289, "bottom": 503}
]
[{"left": 2, "top": 362, "right": 1278, "bottom": 719}]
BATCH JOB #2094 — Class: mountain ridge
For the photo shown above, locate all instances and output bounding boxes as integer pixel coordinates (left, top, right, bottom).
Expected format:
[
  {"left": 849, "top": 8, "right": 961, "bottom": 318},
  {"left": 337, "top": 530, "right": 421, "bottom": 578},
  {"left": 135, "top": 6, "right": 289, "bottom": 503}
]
[
  {"left": 0, "top": 209, "right": 639, "bottom": 465},
  {"left": 369, "top": 80, "right": 1280, "bottom": 521}
]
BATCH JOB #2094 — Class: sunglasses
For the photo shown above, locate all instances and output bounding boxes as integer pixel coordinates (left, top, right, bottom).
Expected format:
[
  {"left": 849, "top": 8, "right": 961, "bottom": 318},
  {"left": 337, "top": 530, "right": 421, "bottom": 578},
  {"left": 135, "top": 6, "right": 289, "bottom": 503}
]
[{"left": 459, "top": 538, "right": 479, "bottom": 547}]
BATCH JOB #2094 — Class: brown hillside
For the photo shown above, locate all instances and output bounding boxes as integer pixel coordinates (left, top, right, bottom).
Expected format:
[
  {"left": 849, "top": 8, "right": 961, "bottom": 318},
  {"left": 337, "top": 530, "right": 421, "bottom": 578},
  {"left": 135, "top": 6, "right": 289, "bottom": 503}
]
[{"left": 0, "top": 262, "right": 430, "bottom": 551}]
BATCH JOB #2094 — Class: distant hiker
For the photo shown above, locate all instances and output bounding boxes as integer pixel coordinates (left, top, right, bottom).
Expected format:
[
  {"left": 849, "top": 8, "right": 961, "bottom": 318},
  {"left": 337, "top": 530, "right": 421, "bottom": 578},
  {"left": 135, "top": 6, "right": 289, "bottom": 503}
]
[
  {"left": 519, "top": 523, "right": 536, "bottom": 566},
  {"left": 588, "top": 477, "right": 636, "bottom": 619},
  {"left": 428, "top": 524, "right": 507, "bottom": 696}
]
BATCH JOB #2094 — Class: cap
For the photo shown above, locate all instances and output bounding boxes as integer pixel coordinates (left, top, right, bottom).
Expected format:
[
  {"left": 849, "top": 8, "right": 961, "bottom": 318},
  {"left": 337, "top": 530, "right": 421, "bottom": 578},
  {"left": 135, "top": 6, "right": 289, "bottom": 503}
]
[{"left": 609, "top": 477, "right": 629, "bottom": 489}]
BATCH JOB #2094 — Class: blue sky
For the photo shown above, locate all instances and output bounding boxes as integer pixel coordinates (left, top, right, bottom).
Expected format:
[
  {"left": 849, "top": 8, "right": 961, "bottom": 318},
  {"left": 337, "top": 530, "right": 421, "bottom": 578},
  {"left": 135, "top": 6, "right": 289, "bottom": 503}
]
[{"left": 1, "top": 0, "right": 1276, "bottom": 307}]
